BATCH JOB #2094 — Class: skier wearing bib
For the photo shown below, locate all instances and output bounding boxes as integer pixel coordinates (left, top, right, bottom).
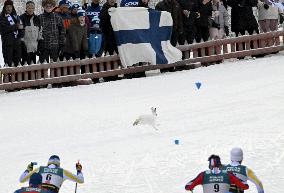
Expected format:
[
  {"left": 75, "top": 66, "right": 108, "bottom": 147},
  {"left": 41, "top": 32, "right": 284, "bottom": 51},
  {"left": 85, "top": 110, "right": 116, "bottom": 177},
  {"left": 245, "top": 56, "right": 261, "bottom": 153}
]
[
  {"left": 224, "top": 147, "right": 264, "bottom": 193},
  {"left": 185, "top": 154, "right": 249, "bottom": 193},
  {"left": 19, "top": 155, "right": 84, "bottom": 193},
  {"left": 15, "top": 173, "right": 48, "bottom": 193}
]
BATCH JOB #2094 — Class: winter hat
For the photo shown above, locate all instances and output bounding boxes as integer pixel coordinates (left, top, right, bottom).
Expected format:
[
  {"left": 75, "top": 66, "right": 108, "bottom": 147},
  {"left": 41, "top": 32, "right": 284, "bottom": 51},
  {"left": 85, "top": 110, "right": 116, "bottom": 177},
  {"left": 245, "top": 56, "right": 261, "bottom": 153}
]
[
  {"left": 48, "top": 155, "right": 60, "bottom": 167},
  {"left": 4, "top": 0, "right": 14, "bottom": 6},
  {"left": 42, "top": 0, "right": 56, "bottom": 7},
  {"left": 208, "top": 154, "right": 221, "bottom": 169},
  {"left": 71, "top": 3, "right": 80, "bottom": 10},
  {"left": 29, "top": 173, "right": 42, "bottom": 187},
  {"left": 59, "top": 0, "right": 71, "bottom": 7},
  {"left": 77, "top": 9, "right": 86, "bottom": 17},
  {"left": 230, "top": 147, "right": 243, "bottom": 162}
]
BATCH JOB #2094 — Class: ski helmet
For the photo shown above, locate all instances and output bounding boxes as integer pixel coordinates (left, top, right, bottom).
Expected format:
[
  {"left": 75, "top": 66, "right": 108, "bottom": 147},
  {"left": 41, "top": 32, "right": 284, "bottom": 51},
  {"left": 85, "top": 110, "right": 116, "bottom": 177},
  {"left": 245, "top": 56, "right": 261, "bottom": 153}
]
[
  {"left": 48, "top": 155, "right": 60, "bottom": 167},
  {"left": 208, "top": 154, "right": 221, "bottom": 169},
  {"left": 29, "top": 173, "right": 42, "bottom": 187},
  {"left": 230, "top": 147, "right": 243, "bottom": 162}
]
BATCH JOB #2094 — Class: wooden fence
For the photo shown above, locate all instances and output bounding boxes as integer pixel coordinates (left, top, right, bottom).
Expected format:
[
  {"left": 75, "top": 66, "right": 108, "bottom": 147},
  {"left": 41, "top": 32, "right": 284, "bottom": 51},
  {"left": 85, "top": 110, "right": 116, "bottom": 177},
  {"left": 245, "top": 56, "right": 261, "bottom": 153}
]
[{"left": 1, "top": 31, "right": 284, "bottom": 91}]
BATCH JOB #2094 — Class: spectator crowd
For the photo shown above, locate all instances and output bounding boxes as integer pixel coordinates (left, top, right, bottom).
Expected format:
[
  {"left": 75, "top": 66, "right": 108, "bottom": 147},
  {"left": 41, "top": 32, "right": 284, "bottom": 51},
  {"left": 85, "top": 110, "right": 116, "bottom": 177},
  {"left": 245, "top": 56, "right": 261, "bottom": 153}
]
[{"left": 0, "top": 0, "right": 283, "bottom": 68}]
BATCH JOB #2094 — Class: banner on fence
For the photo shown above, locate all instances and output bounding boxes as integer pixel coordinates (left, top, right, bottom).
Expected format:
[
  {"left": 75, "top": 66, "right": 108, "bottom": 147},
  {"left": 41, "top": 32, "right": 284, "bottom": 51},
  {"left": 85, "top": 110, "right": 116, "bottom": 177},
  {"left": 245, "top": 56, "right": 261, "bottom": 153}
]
[{"left": 109, "top": 7, "right": 182, "bottom": 67}]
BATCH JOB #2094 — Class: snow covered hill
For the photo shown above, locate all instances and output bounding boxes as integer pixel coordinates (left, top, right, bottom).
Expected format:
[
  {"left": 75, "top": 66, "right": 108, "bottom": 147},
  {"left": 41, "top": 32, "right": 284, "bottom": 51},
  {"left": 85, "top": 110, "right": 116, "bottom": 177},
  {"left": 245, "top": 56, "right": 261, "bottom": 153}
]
[{"left": 0, "top": 54, "right": 284, "bottom": 193}]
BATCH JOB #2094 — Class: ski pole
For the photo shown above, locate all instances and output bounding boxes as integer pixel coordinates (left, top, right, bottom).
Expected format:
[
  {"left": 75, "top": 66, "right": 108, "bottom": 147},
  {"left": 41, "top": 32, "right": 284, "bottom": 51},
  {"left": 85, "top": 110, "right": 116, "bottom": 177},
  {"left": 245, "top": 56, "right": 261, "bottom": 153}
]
[{"left": 75, "top": 160, "right": 80, "bottom": 193}]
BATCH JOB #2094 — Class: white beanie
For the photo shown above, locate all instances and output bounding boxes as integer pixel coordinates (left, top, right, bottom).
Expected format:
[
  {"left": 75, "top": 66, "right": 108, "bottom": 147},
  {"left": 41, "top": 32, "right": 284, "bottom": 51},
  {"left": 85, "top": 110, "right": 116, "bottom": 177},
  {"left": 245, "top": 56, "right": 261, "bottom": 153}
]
[{"left": 230, "top": 147, "right": 243, "bottom": 162}]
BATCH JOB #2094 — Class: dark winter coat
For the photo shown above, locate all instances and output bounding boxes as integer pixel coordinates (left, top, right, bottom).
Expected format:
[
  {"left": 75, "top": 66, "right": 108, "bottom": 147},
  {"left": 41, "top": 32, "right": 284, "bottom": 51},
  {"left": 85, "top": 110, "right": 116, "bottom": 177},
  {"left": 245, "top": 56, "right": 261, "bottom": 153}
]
[
  {"left": 0, "top": 5, "right": 22, "bottom": 66},
  {"left": 155, "top": 0, "right": 184, "bottom": 34},
  {"left": 227, "top": 0, "right": 259, "bottom": 33},
  {"left": 65, "top": 20, "right": 88, "bottom": 55},
  {"left": 177, "top": 0, "right": 200, "bottom": 32},
  {"left": 196, "top": 0, "right": 213, "bottom": 28},
  {"left": 0, "top": 8, "right": 23, "bottom": 46},
  {"left": 99, "top": 2, "right": 118, "bottom": 55},
  {"left": 39, "top": 11, "right": 65, "bottom": 50}
]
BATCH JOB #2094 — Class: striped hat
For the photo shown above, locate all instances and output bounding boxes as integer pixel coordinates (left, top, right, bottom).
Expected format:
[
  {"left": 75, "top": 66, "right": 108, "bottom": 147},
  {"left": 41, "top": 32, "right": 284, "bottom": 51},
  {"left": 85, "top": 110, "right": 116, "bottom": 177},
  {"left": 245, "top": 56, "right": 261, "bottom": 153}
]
[{"left": 77, "top": 9, "right": 86, "bottom": 17}]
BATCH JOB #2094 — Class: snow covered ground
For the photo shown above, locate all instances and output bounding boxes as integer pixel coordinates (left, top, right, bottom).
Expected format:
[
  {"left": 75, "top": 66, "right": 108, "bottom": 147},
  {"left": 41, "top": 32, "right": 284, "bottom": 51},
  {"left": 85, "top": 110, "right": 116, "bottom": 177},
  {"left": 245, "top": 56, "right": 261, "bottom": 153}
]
[{"left": 0, "top": 53, "right": 284, "bottom": 193}]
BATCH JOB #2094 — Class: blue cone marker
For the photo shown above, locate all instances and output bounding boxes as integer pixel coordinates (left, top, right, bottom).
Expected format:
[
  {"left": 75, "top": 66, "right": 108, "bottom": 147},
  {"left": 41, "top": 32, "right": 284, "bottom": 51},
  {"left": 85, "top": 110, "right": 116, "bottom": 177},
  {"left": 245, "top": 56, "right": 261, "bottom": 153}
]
[
  {"left": 195, "top": 82, "right": 202, "bottom": 89},
  {"left": 174, "top": 139, "right": 179, "bottom": 145}
]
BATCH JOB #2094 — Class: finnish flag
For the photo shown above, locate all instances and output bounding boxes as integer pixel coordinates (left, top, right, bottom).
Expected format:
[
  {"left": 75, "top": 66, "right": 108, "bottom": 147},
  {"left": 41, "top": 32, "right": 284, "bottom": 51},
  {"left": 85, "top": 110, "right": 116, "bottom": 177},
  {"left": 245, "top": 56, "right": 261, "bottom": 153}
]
[{"left": 109, "top": 7, "right": 182, "bottom": 67}]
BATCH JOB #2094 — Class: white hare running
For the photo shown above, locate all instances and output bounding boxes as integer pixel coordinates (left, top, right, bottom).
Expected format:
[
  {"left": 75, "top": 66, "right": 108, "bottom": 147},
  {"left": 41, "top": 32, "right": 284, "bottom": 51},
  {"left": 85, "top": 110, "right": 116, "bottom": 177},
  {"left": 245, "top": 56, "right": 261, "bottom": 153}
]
[{"left": 133, "top": 107, "right": 158, "bottom": 130}]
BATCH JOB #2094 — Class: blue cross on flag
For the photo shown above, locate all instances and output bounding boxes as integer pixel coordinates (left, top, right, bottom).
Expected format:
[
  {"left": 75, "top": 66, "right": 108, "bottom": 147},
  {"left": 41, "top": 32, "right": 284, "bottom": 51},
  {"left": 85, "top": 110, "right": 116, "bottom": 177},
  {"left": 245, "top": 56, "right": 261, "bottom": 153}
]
[{"left": 109, "top": 7, "right": 182, "bottom": 67}]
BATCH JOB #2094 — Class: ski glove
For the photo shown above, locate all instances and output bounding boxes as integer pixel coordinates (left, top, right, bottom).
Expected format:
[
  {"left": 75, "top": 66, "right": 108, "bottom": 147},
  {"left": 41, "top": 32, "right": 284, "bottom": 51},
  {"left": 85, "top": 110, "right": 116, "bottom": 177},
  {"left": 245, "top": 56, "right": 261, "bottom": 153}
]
[
  {"left": 27, "top": 163, "right": 33, "bottom": 172},
  {"left": 76, "top": 162, "right": 82, "bottom": 172},
  {"left": 263, "top": 3, "right": 269, "bottom": 9}
]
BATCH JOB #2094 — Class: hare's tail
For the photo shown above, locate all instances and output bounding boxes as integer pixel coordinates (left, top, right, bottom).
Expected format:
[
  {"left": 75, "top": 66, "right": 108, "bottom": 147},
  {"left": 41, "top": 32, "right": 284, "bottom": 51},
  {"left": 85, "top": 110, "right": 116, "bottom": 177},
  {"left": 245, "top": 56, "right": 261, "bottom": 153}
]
[{"left": 133, "top": 119, "right": 139, "bottom": 126}]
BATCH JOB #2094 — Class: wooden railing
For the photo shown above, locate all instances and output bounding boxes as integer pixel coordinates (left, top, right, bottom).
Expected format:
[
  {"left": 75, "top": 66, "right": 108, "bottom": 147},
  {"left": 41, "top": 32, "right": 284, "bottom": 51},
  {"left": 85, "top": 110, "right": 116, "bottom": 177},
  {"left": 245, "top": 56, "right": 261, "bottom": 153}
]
[{"left": 1, "top": 31, "right": 284, "bottom": 91}]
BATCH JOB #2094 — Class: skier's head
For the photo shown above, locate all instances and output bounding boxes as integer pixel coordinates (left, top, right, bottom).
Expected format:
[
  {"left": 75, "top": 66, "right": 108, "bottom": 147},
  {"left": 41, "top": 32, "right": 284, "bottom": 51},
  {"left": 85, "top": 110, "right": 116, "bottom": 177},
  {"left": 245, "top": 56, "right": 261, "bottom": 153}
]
[
  {"left": 29, "top": 173, "right": 42, "bottom": 188},
  {"left": 48, "top": 155, "right": 60, "bottom": 167},
  {"left": 208, "top": 154, "right": 222, "bottom": 169},
  {"left": 230, "top": 147, "right": 243, "bottom": 163}
]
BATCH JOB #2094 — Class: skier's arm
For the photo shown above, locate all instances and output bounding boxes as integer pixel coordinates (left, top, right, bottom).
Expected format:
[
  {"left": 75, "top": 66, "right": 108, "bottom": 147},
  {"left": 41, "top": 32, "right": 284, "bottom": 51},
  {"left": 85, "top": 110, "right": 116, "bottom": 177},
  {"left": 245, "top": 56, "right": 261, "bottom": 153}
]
[
  {"left": 228, "top": 172, "right": 249, "bottom": 190},
  {"left": 19, "top": 168, "right": 40, "bottom": 183},
  {"left": 63, "top": 169, "right": 84, "bottom": 183},
  {"left": 185, "top": 172, "right": 204, "bottom": 191},
  {"left": 247, "top": 168, "right": 264, "bottom": 193}
]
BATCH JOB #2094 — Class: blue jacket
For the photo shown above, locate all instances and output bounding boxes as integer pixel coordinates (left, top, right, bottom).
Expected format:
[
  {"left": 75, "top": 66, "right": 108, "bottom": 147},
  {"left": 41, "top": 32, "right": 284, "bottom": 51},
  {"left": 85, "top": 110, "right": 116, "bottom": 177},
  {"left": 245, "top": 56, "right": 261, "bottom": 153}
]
[{"left": 86, "top": 3, "right": 102, "bottom": 27}]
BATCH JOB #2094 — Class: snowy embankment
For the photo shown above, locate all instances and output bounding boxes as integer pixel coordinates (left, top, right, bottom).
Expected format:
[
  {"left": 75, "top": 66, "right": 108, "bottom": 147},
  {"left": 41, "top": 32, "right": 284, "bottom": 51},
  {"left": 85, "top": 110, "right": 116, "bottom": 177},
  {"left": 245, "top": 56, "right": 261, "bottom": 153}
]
[{"left": 0, "top": 53, "right": 284, "bottom": 193}]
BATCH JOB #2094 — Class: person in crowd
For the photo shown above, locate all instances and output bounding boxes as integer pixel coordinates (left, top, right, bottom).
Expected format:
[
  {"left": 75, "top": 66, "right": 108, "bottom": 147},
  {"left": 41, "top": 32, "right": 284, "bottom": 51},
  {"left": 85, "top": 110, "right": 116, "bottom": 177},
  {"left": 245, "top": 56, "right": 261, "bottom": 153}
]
[
  {"left": 65, "top": 9, "right": 88, "bottom": 60},
  {"left": 155, "top": 0, "right": 184, "bottom": 73},
  {"left": 71, "top": 3, "right": 92, "bottom": 29},
  {"left": 20, "top": 155, "right": 84, "bottom": 193},
  {"left": 227, "top": 0, "right": 259, "bottom": 36},
  {"left": 100, "top": 0, "right": 118, "bottom": 56},
  {"left": 155, "top": 0, "right": 184, "bottom": 46},
  {"left": 57, "top": 0, "right": 72, "bottom": 29},
  {"left": 38, "top": 0, "right": 65, "bottom": 63},
  {"left": 100, "top": 0, "right": 119, "bottom": 81},
  {"left": 224, "top": 147, "right": 264, "bottom": 193},
  {"left": 177, "top": 0, "right": 200, "bottom": 45},
  {"left": 86, "top": 0, "right": 104, "bottom": 57},
  {"left": 209, "top": 0, "right": 229, "bottom": 39},
  {"left": 14, "top": 173, "right": 48, "bottom": 193},
  {"left": 185, "top": 154, "right": 249, "bottom": 193},
  {"left": 20, "top": 1, "right": 42, "bottom": 65},
  {"left": 195, "top": 0, "right": 212, "bottom": 43},
  {"left": 0, "top": 0, "right": 23, "bottom": 67},
  {"left": 257, "top": 0, "right": 282, "bottom": 33}
]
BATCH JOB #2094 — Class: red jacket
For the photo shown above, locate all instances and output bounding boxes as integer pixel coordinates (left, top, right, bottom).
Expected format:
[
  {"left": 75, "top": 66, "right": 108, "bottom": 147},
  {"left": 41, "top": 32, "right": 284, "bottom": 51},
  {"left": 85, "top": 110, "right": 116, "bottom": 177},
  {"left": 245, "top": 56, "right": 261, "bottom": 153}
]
[{"left": 185, "top": 171, "right": 249, "bottom": 191}]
